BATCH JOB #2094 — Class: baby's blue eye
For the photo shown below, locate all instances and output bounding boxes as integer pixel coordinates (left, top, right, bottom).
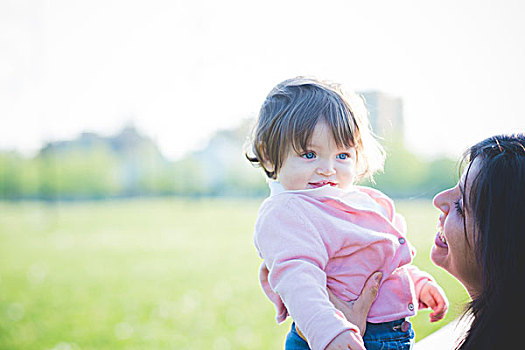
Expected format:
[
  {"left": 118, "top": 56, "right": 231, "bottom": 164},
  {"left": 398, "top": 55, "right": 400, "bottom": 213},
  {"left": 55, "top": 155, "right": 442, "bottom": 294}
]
[
  {"left": 337, "top": 153, "right": 349, "bottom": 160},
  {"left": 302, "top": 152, "right": 316, "bottom": 159}
]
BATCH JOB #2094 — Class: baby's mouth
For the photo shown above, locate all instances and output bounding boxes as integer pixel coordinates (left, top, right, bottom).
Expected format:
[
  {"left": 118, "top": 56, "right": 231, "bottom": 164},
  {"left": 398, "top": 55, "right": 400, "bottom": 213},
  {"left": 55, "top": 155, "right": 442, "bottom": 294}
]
[{"left": 308, "top": 181, "right": 337, "bottom": 188}]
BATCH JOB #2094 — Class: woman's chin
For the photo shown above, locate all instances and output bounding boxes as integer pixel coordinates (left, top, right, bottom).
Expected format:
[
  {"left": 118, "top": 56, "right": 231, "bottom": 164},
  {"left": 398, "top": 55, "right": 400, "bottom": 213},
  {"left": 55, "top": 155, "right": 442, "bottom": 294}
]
[{"left": 430, "top": 245, "right": 448, "bottom": 269}]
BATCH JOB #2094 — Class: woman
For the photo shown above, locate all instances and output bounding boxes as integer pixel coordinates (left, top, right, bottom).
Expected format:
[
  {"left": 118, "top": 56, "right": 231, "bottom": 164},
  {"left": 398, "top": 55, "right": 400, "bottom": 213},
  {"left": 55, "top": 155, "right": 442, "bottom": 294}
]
[{"left": 335, "top": 134, "right": 525, "bottom": 349}]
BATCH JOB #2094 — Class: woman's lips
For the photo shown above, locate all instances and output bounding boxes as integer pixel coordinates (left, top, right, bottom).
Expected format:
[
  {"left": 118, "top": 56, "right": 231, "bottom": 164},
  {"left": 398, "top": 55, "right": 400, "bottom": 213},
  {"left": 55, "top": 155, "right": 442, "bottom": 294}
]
[
  {"left": 434, "top": 216, "right": 448, "bottom": 248},
  {"left": 435, "top": 231, "right": 448, "bottom": 248}
]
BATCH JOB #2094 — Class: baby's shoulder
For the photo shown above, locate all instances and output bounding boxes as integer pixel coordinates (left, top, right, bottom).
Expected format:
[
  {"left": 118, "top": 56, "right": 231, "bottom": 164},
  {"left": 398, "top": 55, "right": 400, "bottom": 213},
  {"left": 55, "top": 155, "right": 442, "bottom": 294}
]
[
  {"left": 354, "top": 186, "right": 396, "bottom": 218},
  {"left": 259, "top": 192, "right": 319, "bottom": 216},
  {"left": 354, "top": 185, "right": 392, "bottom": 201}
]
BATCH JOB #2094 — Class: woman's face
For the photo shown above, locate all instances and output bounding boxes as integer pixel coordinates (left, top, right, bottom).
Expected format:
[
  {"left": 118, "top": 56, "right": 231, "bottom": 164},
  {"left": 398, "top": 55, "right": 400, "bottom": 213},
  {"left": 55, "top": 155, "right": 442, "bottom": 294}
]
[{"left": 431, "top": 158, "right": 482, "bottom": 295}]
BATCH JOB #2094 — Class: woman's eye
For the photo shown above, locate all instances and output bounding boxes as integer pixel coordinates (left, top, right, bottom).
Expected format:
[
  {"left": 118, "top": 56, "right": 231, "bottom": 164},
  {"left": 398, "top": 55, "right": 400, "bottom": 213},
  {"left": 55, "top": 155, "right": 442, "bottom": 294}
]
[
  {"left": 337, "top": 153, "right": 349, "bottom": 160},
  {"left": 302, "top": 152, "right": 316, "bottom": 159},
  {"left": 454, "top": 199, "right": 464, "bottom": 216}
]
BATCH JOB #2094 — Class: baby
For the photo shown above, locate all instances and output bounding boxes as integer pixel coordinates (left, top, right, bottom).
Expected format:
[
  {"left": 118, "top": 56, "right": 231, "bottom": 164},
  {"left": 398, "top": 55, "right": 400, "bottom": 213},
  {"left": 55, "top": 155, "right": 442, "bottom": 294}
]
[{"left": 247, "top": 77, "right": 448, "bottom": 350}]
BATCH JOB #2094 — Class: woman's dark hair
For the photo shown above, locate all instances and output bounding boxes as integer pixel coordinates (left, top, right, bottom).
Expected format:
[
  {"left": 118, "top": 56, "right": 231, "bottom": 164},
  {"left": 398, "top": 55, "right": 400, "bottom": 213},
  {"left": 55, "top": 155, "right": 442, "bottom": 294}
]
[{"left": 457, "top": 133, "right": 525, "bottom": 349}]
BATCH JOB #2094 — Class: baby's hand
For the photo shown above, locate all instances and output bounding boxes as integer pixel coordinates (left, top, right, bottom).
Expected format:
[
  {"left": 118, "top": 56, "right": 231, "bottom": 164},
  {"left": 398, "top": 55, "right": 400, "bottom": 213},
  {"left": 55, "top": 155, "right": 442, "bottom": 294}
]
[
  {"left": 325, "top": 330, "right": 365, "bottom": 350},
  {"left": 419, "top": 281, "right": 449, "bottom": 322}
]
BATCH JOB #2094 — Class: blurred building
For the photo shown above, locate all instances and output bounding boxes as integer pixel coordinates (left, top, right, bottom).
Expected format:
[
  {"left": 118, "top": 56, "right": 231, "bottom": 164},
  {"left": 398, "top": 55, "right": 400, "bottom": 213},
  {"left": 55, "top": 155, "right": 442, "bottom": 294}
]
[
  {"left": 38, "top": 124, "right": 168, "bottom": 196},
  {"left": 359, "top": 91, "right": 404, "bottom": 140}
]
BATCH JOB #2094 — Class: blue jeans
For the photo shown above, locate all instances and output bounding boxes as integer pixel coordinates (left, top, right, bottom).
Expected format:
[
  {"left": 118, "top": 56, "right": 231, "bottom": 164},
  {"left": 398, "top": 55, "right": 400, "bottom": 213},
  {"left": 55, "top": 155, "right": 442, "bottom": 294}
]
[{"left": 285, "top": 319, "right": 414, "bottom": 350}]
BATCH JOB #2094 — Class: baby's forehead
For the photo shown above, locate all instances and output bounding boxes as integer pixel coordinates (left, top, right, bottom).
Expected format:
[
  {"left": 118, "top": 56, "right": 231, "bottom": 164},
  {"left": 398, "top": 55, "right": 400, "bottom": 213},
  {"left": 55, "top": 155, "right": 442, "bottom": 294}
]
[
  {"left": 306, "top": 140, "right": 355, "bottom": 150},
  {"left": 292, "top": 138, "right": 356, "bottom": 154}
]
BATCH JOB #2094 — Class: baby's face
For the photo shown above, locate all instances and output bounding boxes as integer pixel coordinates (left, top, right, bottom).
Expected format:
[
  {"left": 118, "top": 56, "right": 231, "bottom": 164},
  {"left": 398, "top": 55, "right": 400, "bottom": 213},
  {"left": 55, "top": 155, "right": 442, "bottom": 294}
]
[{"left": 276, "top": 121, "right": 356, "bottom": 191}]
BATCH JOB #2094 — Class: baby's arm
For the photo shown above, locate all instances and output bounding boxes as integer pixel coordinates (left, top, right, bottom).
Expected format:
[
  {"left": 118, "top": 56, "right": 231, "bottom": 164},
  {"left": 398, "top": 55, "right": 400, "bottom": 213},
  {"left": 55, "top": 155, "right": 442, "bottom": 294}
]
[
  {"left": 254, "top": 197, "right": 359, "bottom": 350},
  {"left": 419, "top": 281, "right": 449, "bottom": 322},
  {"left": 406, "top": 265, "right": 449, "bottom": 322},
  {"left": 392, "top": 211, "right": 448, "bottom": 320}
]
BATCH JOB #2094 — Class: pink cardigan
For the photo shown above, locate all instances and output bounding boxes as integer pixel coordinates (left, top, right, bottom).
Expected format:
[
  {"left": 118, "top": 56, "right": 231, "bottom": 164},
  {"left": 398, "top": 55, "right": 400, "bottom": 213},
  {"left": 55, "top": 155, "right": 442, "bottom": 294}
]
[{"left": 254, "top": 182, "right": 433, "bottom": 350}]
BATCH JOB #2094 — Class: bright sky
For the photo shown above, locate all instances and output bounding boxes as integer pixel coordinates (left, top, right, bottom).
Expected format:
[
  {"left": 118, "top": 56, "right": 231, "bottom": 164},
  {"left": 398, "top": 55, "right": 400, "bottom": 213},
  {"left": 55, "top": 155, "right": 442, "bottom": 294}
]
[{"left": 1, "top": 0, "right": 524, "bottom": 160}]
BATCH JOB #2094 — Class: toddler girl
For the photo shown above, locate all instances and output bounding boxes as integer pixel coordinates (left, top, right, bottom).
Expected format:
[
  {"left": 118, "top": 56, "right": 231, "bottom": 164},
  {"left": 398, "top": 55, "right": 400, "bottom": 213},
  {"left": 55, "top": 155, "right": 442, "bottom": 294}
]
[{"left": 246, "top": 77, "right": 448, "bottom": 350}]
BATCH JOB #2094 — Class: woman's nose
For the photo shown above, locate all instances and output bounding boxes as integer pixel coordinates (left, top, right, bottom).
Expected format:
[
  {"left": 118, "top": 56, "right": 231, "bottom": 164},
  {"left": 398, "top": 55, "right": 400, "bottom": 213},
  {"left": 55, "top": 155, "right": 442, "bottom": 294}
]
[{"left": 433, "top": 188, "right": 450, "bottom": 213}]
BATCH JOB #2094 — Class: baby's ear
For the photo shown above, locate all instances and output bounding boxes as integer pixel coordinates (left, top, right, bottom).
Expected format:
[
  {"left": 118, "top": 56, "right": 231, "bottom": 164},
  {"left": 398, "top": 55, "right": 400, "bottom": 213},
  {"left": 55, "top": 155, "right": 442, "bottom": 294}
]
[
  {"left": 262, "top": 160, "right": 275, "bottom": 173},
  {"left": 258, "top": 144, "right": 275, "bottom": 173}
]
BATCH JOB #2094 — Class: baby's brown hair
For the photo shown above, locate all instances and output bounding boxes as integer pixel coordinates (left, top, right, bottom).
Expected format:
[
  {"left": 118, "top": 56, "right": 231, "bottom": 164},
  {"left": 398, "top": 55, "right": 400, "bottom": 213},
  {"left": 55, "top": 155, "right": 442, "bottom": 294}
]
[{"left": 246, "top": 76, "right": 384, "bottom": 181}]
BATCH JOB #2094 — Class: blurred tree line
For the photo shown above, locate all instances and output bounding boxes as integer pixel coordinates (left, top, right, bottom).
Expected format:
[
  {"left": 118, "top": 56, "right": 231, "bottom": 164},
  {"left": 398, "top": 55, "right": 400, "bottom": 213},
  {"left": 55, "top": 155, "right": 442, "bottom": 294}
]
[
  {"left": 0, "top": 122, "right": 458, "bottom": 200},
  {"left": 366, "top": 133, "right": 459, "bottom": 198}
]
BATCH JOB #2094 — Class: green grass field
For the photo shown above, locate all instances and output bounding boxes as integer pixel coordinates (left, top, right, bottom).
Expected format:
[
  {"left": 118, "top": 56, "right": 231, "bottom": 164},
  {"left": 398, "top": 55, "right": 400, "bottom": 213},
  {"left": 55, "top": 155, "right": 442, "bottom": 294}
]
[{"left": 0, "top": 199, "right": 469, "bottom": 349}]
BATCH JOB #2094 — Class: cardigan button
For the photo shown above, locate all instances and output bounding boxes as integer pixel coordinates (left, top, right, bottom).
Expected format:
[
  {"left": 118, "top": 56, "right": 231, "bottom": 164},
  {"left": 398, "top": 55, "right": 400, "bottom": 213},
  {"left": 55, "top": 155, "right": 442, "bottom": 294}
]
[
  {"left": 398, "top": 237, "right": 406, "bottom": 244},
  {"left": 408, "top": 303, "right": 414, "bottom": 311}
]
